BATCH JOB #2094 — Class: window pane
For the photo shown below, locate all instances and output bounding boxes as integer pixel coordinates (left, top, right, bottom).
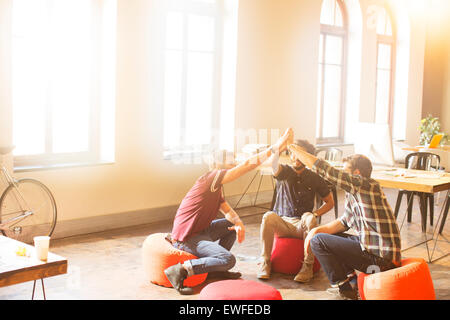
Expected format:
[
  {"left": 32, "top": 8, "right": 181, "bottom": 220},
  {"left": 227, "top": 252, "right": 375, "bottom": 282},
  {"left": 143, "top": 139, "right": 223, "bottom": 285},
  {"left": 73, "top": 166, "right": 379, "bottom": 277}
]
[
  {"left": 316, "top": 64, "right": 323, "bottom": 138},
  {"left": 185, "top": 52, "right": 214, "bottom": 146},
  {"left": 376, "top": 7, "right": 389, "bottom": 35},
  {"left": 51, "top": 0, "right": 92, "bottom": 153},
  {"left": 163, "top": 50, "right": 183, "bottom": 149},
  {"left": 325, "top": 35, "right": 343, "bottom": 65},
  {"left": 188, "top": 14, "right": 215, "bottom": 52},
  {"left": 166, "top": 12, "right": 184, "bottom": 50},
  {"left": 377, "top": 43, "right": 392, "bottom": 70},
  {"left": 334, "top": 2, "right": 344, "bottom": 27},
  {"left": 319, "top": 34, "right": 324, "bottom": 63},
  {"left": 322, "top": 65, "right": 342, "bottom": 138},
  {"left": 320, "top": 0, "right": 335, "bottom": 25},
  {"left": 12, "top": 0, "right": 48, "bottom": 156},
  {"left": 375, "top": 70, "right": 391, "bottom": 124},
  {"left": 386, "top": 18, "right": 393, "bottom": 36}
]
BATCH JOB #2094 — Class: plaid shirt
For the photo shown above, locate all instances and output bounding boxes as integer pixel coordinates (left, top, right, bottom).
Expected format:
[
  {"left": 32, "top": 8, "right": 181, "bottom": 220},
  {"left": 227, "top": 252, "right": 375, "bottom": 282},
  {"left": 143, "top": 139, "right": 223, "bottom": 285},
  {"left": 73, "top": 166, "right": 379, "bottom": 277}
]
[{"left": 313, "top": 159, "right": 401, "bottom": 264}]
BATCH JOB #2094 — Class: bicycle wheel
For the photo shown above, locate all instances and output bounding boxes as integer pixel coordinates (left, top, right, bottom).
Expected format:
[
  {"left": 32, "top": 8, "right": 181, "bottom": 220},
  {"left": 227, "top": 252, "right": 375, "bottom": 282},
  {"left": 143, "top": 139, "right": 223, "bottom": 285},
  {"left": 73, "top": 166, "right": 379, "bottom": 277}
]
[{"left": 0, "top": 178, "right": 57, "bottom": 244}]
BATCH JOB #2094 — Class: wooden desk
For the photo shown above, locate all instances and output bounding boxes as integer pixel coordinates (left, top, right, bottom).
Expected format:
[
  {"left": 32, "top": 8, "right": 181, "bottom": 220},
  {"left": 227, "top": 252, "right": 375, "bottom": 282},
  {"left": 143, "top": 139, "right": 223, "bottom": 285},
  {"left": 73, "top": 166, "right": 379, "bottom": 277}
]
[
  {"left": 371, "top": 167, "right": 449, "bottom": 262},
  {"left": 402, "top": 146, "right": 450, "bottom": 152},
  {"left": 0, "top": 236, "right": 68, "bottom": 299},
  {"left": 372, "top": 167, "right": 450, "bottom": 194}
]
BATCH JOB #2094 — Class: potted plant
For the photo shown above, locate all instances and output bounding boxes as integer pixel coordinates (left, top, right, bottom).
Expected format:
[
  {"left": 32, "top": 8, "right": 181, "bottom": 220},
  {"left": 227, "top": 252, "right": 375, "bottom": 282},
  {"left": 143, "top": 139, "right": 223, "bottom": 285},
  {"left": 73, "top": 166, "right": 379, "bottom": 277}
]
[{"left": 419, "top": 115, "right": 448, "bottom": 146}]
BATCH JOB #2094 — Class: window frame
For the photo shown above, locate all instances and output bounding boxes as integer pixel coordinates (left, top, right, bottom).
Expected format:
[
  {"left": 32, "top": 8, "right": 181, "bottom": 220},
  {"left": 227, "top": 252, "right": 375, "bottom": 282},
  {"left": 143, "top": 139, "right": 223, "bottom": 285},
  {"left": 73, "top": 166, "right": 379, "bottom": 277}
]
[
  {"left": 12, "top": 0, "right": 106, "bottom": 169},
  {"left": 374, "top": 6, "right": 397, "bottom": 130},
  {"left": 161, "top": 0, "right": 225, "bottom": 158},
  {"left": 316, "top": 0, "right": 349, "bottom": 144}
]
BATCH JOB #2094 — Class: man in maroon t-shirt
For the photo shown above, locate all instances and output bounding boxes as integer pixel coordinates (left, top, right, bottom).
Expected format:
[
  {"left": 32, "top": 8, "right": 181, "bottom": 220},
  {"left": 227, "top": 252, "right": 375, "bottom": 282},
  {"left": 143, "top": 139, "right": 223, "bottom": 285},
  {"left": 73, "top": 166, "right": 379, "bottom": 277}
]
[{"left": 164, "top": 128, "right": 293, "bottom": 295}]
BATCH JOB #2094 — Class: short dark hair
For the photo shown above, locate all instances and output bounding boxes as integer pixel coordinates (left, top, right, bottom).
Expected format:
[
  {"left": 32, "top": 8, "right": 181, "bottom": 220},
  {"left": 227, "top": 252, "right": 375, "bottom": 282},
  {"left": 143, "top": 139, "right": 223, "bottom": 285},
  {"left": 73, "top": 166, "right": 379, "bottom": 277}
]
[
  {"left": 294, "top": 139, "right": 316, "bottom": 155},
  {"left": 343, "top": 154, "right": 373, "bottom": 178}
]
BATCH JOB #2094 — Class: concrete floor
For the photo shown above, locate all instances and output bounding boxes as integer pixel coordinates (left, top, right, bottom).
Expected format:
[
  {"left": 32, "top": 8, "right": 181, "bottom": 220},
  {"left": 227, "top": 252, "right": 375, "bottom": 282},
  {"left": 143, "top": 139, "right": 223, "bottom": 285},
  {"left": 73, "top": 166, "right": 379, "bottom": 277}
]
[{"left": 0, "top": 188, "right": 449, "bottom": 300}]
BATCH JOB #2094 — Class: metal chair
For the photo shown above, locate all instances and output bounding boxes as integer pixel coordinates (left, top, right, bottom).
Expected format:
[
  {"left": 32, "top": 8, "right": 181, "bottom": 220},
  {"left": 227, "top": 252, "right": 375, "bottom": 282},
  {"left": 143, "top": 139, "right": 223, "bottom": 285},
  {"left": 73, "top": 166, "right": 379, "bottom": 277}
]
[
  {"left": 315, "top": 147, "right": 343, "bottom": 222},
  {"left": 315, "top": 147, "right": 343, "bottom": 162},
  {"left": 393, "top": 152, "right": 440, "bottom": 232}
]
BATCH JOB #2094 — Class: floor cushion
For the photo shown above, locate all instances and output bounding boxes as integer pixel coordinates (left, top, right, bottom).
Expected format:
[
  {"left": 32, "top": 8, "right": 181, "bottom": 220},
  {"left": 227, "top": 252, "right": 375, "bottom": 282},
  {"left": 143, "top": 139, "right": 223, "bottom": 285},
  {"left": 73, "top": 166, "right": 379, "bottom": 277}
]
[
  {"left": 358, "top": 258, "right": 436, "bottom": 300},
  {"left": 270, "top": 236, "right": 321, "bottom": 274},
  {"left": 142, "top": 233, "right": 207, "bottom": 288},
  {"left": 199, "top": 279, "right": 282, "bottom": 300}
]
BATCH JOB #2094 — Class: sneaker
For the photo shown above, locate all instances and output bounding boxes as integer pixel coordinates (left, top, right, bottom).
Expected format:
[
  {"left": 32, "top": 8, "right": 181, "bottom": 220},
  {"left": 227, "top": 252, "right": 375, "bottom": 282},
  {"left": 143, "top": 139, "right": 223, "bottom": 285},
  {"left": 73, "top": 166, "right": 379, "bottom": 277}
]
[
  {"left": 326, "top": 287, "right": 359, "bottom": 300},
  {"left": 164, "top": 263, "right": 194, "bottom": 295},
  {"left": 207, "top": 271, "right": 242, "bottom": 280},
  {"left": 257, "top": 260, "right": 271, "bottom": 279},
  {"left": 294, "top": 263, "right": 314, "bottom": 283}
]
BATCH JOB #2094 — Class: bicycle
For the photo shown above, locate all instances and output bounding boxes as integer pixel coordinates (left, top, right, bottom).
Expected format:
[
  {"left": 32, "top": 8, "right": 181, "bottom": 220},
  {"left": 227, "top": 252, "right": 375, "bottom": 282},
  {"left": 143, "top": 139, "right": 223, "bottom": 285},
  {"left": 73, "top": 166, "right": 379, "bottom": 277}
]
[{"left": 0, "top": 146, "right": 57, "bottom": 244}]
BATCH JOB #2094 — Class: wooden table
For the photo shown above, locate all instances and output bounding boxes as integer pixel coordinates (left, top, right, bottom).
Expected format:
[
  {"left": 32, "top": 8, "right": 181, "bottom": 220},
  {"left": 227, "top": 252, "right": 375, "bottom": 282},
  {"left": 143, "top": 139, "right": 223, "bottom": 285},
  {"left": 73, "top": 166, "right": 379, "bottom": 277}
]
[
  {"left": 371, "top": 167, "right": 450, "bottom": 262},
  {"left": 0, "top": 235, "right": 68, "bottom": 299},
  {"left": 371, "top": 166, "right": 450, "bottom": 194}
]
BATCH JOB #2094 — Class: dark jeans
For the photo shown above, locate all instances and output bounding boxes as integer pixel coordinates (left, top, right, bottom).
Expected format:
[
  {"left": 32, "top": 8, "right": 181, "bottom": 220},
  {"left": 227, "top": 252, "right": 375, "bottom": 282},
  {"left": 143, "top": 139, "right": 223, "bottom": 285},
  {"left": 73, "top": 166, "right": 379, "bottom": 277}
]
[
  {"left": 310, "top": 233, "right": 397, "bottom": 286},
  {"left": 173, "top": 218, "right": 237, "bottom": 275}
]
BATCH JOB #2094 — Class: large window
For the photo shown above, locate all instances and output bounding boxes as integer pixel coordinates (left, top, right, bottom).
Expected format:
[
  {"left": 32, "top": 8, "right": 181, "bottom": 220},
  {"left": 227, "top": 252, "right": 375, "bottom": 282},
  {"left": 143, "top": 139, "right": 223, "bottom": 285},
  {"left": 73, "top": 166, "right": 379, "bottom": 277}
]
[
  {"left": 374, "top": 6, "right": 395, "bottom": 127},
  {"left": 12, "top": 0, "right": 116, "bottom": 167},
  {"left": 316, "top": 0, "right": 348, "bottom": 144},
  {"left": 163, "top": 0, "right": 224, "bottom": 156}
]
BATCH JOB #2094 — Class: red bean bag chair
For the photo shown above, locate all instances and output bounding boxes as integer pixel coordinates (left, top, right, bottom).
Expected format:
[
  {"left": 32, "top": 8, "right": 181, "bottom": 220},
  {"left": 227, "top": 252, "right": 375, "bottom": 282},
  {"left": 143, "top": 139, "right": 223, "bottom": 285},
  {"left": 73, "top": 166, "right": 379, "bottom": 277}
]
[
  {"left": 270, "top": 236, "right": 321, "bottom": 274},
  {"left": 358, "top": 258, "right": 436, "bottom": 300},
  {"left": 199, "top": 279, "right": 282, "bottom": 300},
  {"left": 142, "top": 233, "right": 207, "bottom": 288}
]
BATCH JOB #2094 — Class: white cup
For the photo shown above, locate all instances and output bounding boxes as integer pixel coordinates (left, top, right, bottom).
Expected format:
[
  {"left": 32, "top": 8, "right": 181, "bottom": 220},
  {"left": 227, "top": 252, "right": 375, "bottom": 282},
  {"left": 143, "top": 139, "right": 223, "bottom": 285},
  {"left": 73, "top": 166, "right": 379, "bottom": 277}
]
[{"left": 34, "top": 236, "right": 50, "bottom": 261}]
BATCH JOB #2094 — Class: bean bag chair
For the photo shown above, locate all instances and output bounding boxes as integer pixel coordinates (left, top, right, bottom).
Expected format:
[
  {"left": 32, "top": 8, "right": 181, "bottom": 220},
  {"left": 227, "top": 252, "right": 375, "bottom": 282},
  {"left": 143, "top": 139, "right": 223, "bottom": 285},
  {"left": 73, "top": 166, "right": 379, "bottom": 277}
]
[
  {"left": 142, "top": 233, "right": 207, "bottom": 288},
  {"left": 270, "top": 236, "right": 321, "bottom": 274},
  {"left": 199, "top": 279, "right": 282, "bottom": 300},
  {"left": 358, "top": 258, "right": 436, "bottom": 300}
]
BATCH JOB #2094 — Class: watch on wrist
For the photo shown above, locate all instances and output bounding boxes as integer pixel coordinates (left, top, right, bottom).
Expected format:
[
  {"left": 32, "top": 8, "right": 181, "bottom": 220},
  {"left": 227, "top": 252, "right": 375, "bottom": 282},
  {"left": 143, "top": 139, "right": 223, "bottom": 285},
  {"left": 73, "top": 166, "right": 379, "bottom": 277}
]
[{"left": 313, "top": 212, "right": 318, "bottom": 219}]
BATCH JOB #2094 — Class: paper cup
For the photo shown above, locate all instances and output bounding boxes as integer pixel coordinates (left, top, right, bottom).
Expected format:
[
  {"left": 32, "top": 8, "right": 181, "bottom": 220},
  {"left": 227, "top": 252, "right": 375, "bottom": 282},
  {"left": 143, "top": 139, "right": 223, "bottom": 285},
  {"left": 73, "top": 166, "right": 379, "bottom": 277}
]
[{"left": 34, "top": 236, "right": 50, "bottom": 261}]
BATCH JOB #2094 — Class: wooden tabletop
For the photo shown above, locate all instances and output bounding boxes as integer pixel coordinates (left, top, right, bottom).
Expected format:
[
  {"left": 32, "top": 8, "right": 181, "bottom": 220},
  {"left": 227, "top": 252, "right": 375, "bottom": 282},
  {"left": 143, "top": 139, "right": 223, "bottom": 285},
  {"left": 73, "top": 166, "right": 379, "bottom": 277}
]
[
  {"left": 371, "top": 167, "right": 450, "bottom": 193},
  {"left": 0, "top": 236, "right": 68, "bottom": 288},
  {"left": 402, "top": 146, "right": 450, "bottom": 152}
]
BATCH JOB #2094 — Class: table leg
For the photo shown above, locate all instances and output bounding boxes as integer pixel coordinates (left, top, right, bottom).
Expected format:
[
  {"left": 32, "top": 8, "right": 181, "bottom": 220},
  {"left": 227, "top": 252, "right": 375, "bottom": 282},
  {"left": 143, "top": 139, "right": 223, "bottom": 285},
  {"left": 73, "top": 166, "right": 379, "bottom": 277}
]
[
  {"left": 31, "top": 278, "right": 46, "bottom": 300},
  {"left": 439, "top": 193, "right": 449, "bottom": 234}
]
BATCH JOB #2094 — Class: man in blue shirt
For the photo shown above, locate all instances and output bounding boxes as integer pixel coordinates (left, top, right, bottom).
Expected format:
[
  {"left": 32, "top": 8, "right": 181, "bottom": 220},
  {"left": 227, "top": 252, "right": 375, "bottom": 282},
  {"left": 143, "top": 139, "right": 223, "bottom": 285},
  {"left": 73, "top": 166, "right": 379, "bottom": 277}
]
[{"left": 257, "top": 140, "right": 334, "bottom": 282}]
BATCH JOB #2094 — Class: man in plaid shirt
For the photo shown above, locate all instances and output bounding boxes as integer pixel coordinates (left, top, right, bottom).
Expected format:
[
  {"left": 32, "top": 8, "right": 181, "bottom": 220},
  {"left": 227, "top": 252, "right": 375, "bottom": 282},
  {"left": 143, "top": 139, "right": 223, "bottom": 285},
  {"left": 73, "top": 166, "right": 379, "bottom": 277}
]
[{"left": 288, "top": 144, "right": 401, "bottom": 300}]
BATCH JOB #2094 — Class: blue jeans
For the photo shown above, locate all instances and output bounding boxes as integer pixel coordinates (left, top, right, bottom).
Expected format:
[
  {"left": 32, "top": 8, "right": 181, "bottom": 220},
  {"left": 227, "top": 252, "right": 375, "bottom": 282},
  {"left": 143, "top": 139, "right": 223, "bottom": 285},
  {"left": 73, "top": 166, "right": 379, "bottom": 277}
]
[
  {"left": 310, "top": 233, "right": 396, "bottom": 286},
  {"left": 173, "top": 218, "right": 237, "bottom": 275}
]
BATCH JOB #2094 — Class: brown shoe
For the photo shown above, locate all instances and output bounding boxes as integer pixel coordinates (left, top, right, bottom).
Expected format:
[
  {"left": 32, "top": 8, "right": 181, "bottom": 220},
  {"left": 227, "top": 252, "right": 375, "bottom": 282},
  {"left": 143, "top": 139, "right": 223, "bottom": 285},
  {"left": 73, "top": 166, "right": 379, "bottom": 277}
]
[
  {"left": 294, "top": 263, "right": 314, "bottom": 283},
  {"left": 164, "top": 263, "right": 194, "bottom": 295},
  {"left": 257, "top": 260, "right": 271, "bottom": 280}
]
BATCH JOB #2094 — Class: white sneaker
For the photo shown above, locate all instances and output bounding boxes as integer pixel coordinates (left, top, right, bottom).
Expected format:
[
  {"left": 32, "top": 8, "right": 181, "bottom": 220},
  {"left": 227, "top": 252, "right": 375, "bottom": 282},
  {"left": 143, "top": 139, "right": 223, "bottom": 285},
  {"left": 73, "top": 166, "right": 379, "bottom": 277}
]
[{"left": 257, "top": 260, "right": 271, "bottom": 279}]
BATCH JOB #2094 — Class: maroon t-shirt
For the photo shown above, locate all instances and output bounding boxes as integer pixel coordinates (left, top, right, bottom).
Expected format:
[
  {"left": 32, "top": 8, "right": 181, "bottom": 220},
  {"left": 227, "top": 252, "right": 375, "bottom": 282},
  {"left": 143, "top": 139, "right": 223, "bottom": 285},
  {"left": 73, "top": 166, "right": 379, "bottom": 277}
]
[{"left": 171, "top": 169, "right": 227, "bottom": 242}]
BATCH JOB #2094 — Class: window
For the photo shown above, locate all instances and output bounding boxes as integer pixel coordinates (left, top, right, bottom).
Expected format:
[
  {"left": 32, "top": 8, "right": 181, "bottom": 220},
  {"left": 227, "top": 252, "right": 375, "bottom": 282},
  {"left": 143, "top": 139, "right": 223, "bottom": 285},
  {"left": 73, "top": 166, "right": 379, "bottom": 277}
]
[
  {"left": 12, "top": 0, "right": 116, "bottom": 167},
  {"left": 162, "top": 0, "right": 224, "bottom": 157},
  {"left": 374, "top": 6, "right": 395, "bottom": 126},
  {"left": 316, "top": 0, "right": 348, "bottom": 143}
]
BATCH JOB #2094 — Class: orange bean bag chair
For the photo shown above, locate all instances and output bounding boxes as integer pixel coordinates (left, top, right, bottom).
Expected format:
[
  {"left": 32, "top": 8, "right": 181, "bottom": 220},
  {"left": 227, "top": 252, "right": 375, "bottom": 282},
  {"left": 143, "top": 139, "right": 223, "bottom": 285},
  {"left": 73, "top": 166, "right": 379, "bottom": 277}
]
[
  {"left": 142, "top": 233, "right": 207, "bottom": 288},
  {"left": 357, "top": 258, "right": 436, "bottom": 300},
  {"left": 270, "top": 236, "right": 321, "bottom": 275},
  {"left": 199, "top": 279, "right": 283, "bottom": 300}
]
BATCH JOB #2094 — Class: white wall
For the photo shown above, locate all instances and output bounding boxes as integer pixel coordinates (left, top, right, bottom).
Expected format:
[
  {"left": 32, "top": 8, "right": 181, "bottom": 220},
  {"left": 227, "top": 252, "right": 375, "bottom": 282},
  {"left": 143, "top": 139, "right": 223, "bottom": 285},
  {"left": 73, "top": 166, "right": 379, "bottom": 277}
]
[{"left": 0, "top": 0, "right": 429, "bottom": 232}]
